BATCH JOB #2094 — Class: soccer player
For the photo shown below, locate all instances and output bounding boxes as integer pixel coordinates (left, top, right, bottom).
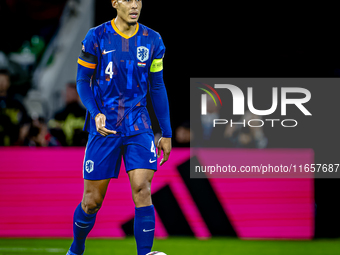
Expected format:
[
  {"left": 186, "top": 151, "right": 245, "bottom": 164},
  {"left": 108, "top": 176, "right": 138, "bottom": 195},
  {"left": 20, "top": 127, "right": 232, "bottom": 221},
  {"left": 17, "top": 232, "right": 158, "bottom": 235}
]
[{"left": 66, "top": 0, "right": 172, "bottom": 254}]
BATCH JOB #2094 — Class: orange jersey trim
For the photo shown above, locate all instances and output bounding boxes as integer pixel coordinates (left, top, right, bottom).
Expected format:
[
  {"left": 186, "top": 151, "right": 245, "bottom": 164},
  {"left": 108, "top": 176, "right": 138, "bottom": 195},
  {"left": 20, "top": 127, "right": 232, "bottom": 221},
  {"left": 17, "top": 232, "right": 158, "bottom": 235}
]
[
  {"left": 78, "top": 58, "right": 97, "bottom": 69},
  {"left": 111, "top": 18, "right": 139, "bottom": 39}
]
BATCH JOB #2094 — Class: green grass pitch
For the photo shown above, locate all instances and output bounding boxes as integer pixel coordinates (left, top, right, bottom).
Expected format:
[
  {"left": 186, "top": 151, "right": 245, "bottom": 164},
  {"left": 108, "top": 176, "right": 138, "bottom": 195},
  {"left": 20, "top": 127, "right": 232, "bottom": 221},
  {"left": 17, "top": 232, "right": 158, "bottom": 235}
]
[{"left": 0, "top": 237, "right": 339, "bottom": 255}]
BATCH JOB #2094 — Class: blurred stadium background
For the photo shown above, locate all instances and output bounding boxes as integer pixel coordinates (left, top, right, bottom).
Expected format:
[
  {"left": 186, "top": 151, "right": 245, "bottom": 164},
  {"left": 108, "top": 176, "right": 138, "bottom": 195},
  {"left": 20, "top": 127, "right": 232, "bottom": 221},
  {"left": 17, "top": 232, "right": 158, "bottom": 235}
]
[{"left": 0, "top": 0, "right": 339, "bottom": 254}]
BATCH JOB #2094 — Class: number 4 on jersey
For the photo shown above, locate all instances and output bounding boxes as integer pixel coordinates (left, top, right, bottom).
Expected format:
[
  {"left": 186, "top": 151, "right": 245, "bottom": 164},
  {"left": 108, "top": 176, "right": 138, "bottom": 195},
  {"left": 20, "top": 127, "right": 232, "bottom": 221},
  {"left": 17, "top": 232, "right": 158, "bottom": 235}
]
[
  {"left": 105, "top": 61, "right": 113, "bottom": 79},
  {"left": 151, "top": 141, "right": 156, "bottom": 157}
]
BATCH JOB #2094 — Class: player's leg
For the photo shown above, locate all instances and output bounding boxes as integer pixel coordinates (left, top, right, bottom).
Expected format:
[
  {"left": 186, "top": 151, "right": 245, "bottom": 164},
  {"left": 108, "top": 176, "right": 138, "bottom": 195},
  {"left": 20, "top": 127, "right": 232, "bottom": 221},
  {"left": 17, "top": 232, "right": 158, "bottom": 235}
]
[
  {"left": 68, "top": 178, "right": 110, "bottom": 255},
  {"left": 82, "top": 178, "right": 111, "bottom": 214},
  {"left": 67, "top": 134, "right": 123, "bottom": 255},
  {"left": 128, "top": 169, "right": 155, "bottom": 255},
  {"left": 129, "top": 168, "right": 154, "bottom": 207},
  {"left": 124, "top": 132, "right": 158, "bottom": 255}
]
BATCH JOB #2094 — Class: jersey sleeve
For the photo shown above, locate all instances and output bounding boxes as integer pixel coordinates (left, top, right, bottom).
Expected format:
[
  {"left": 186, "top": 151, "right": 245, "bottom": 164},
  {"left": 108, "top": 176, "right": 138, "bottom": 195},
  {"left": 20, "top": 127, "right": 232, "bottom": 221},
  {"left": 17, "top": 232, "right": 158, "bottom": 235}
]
[
  {"left": 150, "top": 33, "right": 165, "bottom": 73},
  {"left": 76, "top": 28, "right": 101, "bottom": 119},
  {"left": 149, "top": 33, "right": 172, "bottom": 138},
  {"left": 78, "top": 28, "right": 98, "bottom": 69}
]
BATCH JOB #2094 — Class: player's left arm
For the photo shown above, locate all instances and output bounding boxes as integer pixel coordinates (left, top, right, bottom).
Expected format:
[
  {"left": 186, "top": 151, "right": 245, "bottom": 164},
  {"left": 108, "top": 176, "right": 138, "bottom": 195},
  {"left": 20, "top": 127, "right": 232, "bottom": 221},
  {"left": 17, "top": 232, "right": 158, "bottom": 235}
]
[
  {"left": 149, "top": 68, "right": 172, "bottom": 166},
  {"left": 149, "top": 36, "right": 172, "bottom": 166}
]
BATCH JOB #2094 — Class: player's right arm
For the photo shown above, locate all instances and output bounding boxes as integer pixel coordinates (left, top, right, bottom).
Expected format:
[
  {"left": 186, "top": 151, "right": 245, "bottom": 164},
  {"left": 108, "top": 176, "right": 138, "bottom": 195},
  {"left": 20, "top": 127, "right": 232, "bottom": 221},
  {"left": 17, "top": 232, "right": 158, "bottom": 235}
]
[{"left": 76, "top": 29, "right": 116, "bottom": 136}]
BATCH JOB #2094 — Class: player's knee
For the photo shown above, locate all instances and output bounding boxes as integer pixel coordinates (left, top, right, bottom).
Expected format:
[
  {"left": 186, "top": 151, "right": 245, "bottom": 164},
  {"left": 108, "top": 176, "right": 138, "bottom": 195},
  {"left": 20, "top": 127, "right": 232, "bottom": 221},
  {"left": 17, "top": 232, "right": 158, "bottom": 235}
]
[
  {"left": 132, "top": 183, "right": 151, "bottom": 203},
  {"left": 82, "top": 195, "right": 103, "bottom": 214}
]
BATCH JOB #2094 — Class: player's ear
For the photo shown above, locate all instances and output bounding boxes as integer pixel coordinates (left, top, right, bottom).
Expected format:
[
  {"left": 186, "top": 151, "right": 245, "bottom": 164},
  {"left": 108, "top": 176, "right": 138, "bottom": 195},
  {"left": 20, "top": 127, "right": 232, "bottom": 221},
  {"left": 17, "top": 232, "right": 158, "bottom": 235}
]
[{"left": 112, "top": 0, "right": 118, "bottom": 9}]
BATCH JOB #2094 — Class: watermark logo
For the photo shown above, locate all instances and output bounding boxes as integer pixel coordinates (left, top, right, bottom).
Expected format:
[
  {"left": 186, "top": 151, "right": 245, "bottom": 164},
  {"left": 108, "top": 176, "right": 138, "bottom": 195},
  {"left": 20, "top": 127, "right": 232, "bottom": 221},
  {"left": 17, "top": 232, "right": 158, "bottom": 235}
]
[
  {"left": 197, "top": 82, "right": 222, "bottom": 115},
  {"left": 198, "top": 82, "right": 312, "bottom": 128}
]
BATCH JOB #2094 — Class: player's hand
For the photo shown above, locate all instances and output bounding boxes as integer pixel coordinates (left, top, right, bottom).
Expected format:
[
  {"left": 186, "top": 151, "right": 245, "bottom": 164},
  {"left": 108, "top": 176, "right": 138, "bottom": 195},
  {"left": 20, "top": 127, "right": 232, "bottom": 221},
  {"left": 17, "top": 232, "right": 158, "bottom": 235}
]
[
  {"left": 156, "top": 137, "right": 171, "bottom": 166},
  {"left": 95, "top": 113, "right": 117, "bottom": 136}
]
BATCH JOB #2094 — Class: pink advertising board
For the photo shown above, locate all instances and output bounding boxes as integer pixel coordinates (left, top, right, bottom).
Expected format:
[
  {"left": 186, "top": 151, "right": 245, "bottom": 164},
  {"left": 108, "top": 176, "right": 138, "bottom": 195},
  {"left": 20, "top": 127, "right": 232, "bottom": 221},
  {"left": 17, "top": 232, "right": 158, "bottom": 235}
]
[{"left": 0, "top": 147, "right": 314, "bottom": 239}]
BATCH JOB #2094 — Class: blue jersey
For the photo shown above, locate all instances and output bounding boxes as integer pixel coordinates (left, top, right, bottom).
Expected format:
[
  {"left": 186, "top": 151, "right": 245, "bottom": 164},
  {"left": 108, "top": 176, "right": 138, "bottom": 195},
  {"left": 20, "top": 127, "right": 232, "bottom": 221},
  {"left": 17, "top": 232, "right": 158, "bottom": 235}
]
[{"left": 78, "top": 19, "right": 165, "bottom": 137}]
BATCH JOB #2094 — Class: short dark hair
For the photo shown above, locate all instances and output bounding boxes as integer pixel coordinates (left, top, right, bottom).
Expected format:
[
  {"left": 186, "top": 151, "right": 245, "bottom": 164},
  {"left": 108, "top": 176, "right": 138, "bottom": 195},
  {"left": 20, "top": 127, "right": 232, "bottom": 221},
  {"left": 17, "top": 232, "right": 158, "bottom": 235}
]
[
  {"left": 0, "top": 69, "right": 10, "bottom": 77},
  {"left": 66, "top": 82, "right": 77, "bottom": 89}
]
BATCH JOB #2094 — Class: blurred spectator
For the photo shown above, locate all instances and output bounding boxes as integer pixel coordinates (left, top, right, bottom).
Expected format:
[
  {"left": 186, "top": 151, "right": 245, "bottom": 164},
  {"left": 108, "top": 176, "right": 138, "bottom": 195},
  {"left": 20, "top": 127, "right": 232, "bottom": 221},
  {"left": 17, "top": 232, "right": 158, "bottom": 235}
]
[
  {"left": 25, "top": 116, "right": 60, "bottom": 147},
  {"left": 191, "top": 94, "right": 228, "bottom": 147},
  {"left": 0, "top": 69, "right": 30, "bottom": 145},
  {"left": 174, "top": 121, "right": 191, "bottom": 147},
  {"left": 48, "top": 82, "right": 87, "bottom": 146},
  {"left": 200, "top": 95, "right": 221, "bottom": 141},
  {"left": 0, "top": 0, "right": 67, "bottom": 54},
  {"left": 191, "top": 94, "right": 268, "bottom": 148},
  {"left": 224, "top": 110, "right": 268, "bottom": 148}
]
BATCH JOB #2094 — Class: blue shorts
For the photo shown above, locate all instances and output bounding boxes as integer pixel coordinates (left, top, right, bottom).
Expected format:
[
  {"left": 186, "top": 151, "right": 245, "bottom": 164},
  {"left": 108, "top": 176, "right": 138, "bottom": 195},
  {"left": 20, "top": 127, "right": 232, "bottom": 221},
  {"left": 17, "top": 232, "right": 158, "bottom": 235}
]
[{"left": 83, "top": 132, "right": 157, "bottom": 180}]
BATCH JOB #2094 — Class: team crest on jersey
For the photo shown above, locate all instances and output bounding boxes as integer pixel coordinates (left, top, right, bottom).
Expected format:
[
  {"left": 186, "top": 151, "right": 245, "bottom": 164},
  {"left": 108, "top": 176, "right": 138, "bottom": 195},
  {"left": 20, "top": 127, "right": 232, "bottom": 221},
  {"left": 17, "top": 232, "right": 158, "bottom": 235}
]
[
  {"left": 137, "top": 46, "right": 149, "bottom": 62},
  {"left": 85, "top": 160, "right": 94, "bottom": 173}
]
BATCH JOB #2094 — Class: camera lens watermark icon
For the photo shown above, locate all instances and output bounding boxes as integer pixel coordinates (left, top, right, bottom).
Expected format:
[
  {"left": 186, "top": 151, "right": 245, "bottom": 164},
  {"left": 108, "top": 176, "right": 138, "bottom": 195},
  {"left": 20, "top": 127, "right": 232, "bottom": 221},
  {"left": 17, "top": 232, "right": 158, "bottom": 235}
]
[{"left": 197, "top": 82, "right": 223, "bottom": 115}]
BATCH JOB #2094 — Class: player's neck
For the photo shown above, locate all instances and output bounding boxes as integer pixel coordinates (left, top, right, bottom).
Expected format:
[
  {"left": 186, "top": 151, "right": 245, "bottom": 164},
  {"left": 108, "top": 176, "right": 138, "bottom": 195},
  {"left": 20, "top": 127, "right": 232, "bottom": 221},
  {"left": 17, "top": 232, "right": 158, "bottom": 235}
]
[{"left": 114, "top": 17, "right": 137, "bottom": 37}]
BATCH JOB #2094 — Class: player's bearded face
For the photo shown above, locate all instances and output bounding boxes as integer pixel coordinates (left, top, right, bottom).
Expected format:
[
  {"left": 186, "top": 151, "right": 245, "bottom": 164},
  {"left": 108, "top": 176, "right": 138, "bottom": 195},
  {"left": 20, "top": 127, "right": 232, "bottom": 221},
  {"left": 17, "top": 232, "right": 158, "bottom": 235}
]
[{"left": 114, "top": 0, "right": 142, "bottom": 25}]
